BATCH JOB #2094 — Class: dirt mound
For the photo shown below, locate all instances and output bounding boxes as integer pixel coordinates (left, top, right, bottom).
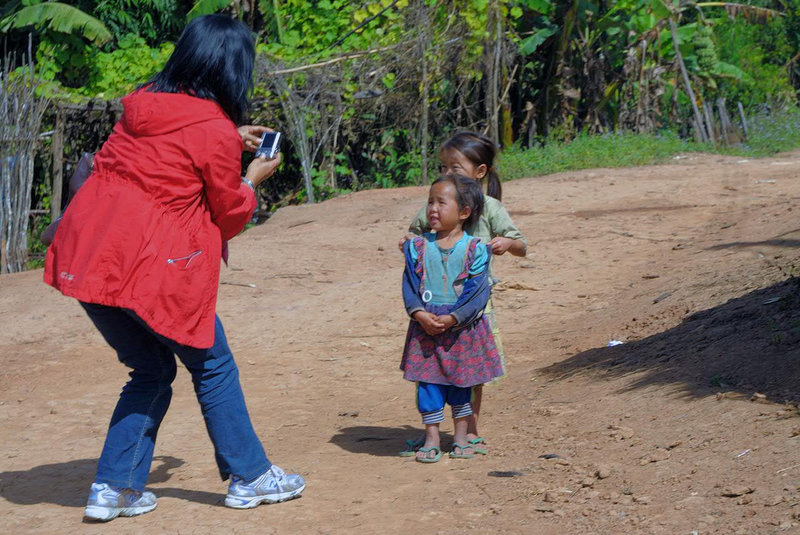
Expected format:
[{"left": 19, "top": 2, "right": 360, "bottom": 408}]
[{"left": 1, "top": 150, "right": 799, "bottom": 534}]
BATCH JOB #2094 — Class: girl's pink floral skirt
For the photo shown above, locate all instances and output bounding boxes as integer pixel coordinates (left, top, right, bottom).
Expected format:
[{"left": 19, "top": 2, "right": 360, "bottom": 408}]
[{"left": 400, "top": 303, "right": 504, "bottom": 387}]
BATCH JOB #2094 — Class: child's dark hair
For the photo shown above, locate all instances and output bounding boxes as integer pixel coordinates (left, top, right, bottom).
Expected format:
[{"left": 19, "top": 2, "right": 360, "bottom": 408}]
[
  {"left": 440, "top": 131, "right": 502, "bottom": 201},
  {"left": 432, "top": 173, "right": 484, "bottom": 228},
  {"left": 146, "top": 15, "right": 255, "bottom": 125}
]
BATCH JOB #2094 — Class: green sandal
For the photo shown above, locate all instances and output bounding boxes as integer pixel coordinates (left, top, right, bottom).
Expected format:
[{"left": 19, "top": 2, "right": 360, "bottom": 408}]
[
  {"left": 398, "top": 437, "right": 425, "bottom": 457},
  {"left": 468, "top": 437, "right": 488, "bottom": 455},
  {"left": 415, "top": 446, "right": 442, "bottom": 463},
  {"left": 449, "top": 443, "right": 475, "bottom": 459}
]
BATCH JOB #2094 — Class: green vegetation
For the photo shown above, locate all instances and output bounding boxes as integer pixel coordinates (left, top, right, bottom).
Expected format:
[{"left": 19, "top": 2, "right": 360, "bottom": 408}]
[
  {"left": 500, "top": 107, "right": 800, "bottom": 180},
  {"left": 500, "top": 131, "right": 704, "bottom": 180},
  {"left": 2, "top": 0, "right": 799, "bottom": 258}
]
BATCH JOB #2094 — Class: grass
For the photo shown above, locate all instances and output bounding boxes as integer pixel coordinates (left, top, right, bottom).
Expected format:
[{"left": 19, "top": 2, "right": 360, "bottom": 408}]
[
  {"left": 500, "top": 130, "right": 706, "bottom": 180},
  {"left": 720, "top": 107, "right": 800, "bottom": 157},
  {"left": 499, "top": 107, "right": 800, "bottom": 181}
]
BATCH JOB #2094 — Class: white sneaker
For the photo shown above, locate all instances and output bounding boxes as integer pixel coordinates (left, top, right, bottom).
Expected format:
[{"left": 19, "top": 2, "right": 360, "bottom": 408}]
[
  {"left": 84, "top": 482, "right": 157, "bottom": 521},
  {"left": 224, "top": 465, "right": 306, "bottom": 509}
]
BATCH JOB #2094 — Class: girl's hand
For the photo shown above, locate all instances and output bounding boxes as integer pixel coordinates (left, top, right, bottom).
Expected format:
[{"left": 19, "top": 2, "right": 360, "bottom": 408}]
[
  {"left": 412, "top": 310, "right": 446, "bottom": 336},
  {"left": 436, "top": 314, "right": 457, "bottom": 330},
  {"left": 488, "top": 237, "right": 527, "bottom": 256},
  {"left": 488, "top": 237, "right": 512, "bottom": 255},
  {"left": 397, "top": 233, "right": 416, "bottom": 251},
  {"left": 238, "top": 125, "right": 270, "bottom": 152},
  {"left": 245, "top": 153, "right": 282, "bottom": 188}
]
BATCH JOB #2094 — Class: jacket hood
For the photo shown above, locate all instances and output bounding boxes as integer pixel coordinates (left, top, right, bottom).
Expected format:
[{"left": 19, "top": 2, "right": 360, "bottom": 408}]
[{"left": 121, "top": 90, "right": 229, "bottom": 136}]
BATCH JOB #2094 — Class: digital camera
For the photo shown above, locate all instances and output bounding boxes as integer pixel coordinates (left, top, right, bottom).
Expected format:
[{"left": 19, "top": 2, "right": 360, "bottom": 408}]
[{"left": 255, "top": 131, "right": 282, "bottom": 159}]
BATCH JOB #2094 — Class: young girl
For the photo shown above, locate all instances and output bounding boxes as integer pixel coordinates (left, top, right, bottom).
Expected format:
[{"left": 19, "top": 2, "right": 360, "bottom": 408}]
[
  {"left": 400, "top": 174, "right": 504, "bottom": 462},
  {"left": 399, "top": 131, "right": 528, "bottom": 456}
]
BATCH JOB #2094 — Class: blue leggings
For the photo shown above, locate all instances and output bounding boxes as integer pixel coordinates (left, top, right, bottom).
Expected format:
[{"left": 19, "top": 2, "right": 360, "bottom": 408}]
[{"left": 416, "top": 382, "right": 473, "bottom": 424}]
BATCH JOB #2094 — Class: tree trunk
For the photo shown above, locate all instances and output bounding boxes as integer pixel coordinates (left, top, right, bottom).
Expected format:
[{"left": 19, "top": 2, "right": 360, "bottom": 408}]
[
  {"left": 419, "top": 3, "right": 430, "bottom": 185},
  {"left": 485, "top": 0, "right": 501, "bottom": 145},
  {"left": 501, "top": 61, "right": 513, "bottom": 148},
  {"left": 669, "top": 17, "right": 708, "bottom": 144}
]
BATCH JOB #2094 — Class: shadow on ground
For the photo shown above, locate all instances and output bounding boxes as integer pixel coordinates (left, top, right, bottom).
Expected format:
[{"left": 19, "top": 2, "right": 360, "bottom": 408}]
[
  {"left": 0, "top": 455, "right": 221, "bottom": 507},
  {"left": 708, "top": 239, "right": 800, "bottom": 250},
  {"left": 541, "top": 277, "right": 800, "bottom": 403},
  {"left": 329, "top": 425, "right": 455, "bottom": 456}
]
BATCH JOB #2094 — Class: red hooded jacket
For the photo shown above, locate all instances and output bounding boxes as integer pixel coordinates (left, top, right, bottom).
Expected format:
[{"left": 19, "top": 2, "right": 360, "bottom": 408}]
[{"left": 44, "top": 90, "right": 256, "bottom": 348}]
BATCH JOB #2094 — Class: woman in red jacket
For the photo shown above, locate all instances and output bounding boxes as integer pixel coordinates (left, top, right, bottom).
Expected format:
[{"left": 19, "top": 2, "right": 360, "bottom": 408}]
[{"left": 45, "top": 15, "right": 305, "bottom": 521}]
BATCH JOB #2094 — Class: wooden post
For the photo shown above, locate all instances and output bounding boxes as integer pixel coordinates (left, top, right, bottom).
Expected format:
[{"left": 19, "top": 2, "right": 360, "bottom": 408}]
[
  {"left": 716, "top": 97, "right": 732, "bottom": 145},
  {"left": 691, "top": 116, "right": 704, "bottom": 143},
  {"left": 329, "top": 120, "right": 339, "bottom": 190},
  {"left": 737, "top": 101, "right": 749, "bottom": 140},
  {"left": 51, "top": 105, "right": 64, "bottom": 220},
  {"left": 501, "top": 60, "right": 514, "bottom": 149},
  {"left": 702, "top": 100, "right": 716, "bottom": 145}
]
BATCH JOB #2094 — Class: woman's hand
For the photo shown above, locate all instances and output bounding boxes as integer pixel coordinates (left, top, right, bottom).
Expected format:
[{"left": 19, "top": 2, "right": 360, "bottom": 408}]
[
  {"left": 245, "top": 153, "right": 282, "bottom": 187},
  {"left": 412, "top": 310, "right": 446, "bottom": 336},
  {"left": 238, "top": 125, "right": 270, "bottom": 152}
]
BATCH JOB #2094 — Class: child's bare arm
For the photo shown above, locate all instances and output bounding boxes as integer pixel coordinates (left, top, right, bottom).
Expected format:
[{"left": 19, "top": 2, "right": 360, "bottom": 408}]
[{"left": 487, "top": 236, "right": 527, "bottom": 257}]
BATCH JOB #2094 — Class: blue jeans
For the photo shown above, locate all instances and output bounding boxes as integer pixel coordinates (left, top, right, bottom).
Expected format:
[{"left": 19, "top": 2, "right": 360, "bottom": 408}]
[{"left": 81, "top": 302, "right": 271, "bottom": 491}]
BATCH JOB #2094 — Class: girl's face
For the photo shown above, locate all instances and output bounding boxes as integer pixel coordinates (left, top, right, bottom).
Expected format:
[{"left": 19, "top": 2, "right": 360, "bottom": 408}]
[
  {"left": 440, "top": 149, "right": 488, "bottom": 181},
  {"left": 427, "top": 181, "right": 470, "bottom": 232}
]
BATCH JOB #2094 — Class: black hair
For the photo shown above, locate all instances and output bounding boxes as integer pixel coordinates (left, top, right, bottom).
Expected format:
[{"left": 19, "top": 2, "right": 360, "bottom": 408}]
[
  {"left": 440, "top": 131, "right": 502, "bottom": 201},
  {"left": 431, "top": 173, "right": 484, "bottom": 228},
  {"left": 146, "top": 15, "right": 255, "bottom": 125}
]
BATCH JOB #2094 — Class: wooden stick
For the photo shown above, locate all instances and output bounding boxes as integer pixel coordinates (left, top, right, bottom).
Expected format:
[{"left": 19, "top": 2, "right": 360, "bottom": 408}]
[
  {"left": 267, "top": 43, "right": 405, "bottom": 75},
  {"left": 267, "top": 38, "right": 461, "bottom": 76},
  {"left": 776, "top": 462, "right": 800, "bottom": 474},
  {"left": 51, "top": 107, "right": 64, "bottom": 220}
]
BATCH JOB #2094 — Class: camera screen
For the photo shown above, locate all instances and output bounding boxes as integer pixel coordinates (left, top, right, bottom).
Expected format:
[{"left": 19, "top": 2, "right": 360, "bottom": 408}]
[{"left": 260, "top": 133, "right": 277, "bottom": 148}]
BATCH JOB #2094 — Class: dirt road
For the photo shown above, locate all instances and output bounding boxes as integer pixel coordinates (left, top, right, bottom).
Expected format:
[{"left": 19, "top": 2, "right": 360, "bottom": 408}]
[{"left": 1, "top": 150, "right": 799, "bottom": 534}]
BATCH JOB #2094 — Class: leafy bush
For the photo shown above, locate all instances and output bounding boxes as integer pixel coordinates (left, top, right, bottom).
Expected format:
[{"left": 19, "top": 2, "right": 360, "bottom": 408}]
[
  {"left": 36, "top": 33, "right": 171, "bottom": 99},
  {"left": 80, "top": 34, "right": 172, "bottom": 98},
  {"left": 714, "top": 17, "right": 796, "bottom": 110}
]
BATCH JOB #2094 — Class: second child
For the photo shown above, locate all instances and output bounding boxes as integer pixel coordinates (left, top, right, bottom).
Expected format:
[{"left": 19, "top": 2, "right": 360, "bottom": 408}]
[{"left": 400, "top": 174, "right": 504, "bottom": 462}]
